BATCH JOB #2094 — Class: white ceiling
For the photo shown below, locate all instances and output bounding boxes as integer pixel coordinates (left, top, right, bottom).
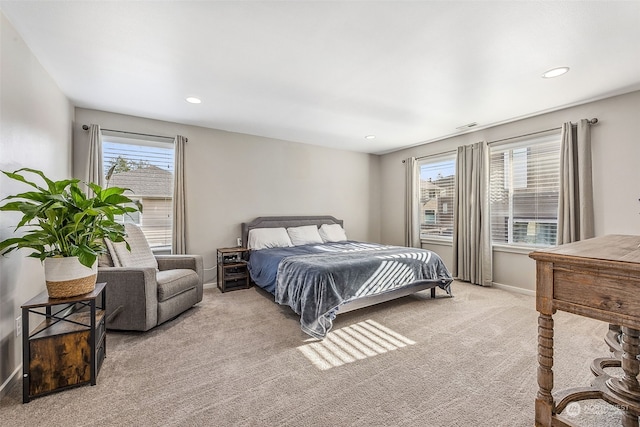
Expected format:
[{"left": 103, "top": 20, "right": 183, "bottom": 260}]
[{"left": 2, "top": 1, "right": 640, "bottom": 154}]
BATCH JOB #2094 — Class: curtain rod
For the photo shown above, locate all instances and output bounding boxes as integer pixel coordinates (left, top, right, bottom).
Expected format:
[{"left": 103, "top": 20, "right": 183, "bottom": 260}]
[
  {"left": 402, "top": 117, "right": 598, "bottom": 163},
  {"left": 402, "top": 118, "right": 598, "bottom": 162},
  {"left": 412, "top": 149, "right": 457, "bottom": 162},
  {"left": 487, "top": 118, "right": 598, "bottom": 145},
  {"left": 81, "top": 124, "right": 185, "bottom": 142}
]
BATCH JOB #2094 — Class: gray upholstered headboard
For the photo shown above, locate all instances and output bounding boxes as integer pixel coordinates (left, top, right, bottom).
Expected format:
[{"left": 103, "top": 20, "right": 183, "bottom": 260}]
[{"left": 241, "top": 215, "right": 343, "bottom": 248}]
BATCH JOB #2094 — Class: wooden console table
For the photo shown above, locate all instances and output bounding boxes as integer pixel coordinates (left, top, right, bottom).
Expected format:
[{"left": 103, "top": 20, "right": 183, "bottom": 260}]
[{"left": 530, "top": 235, "right": 640, "bottom": 427}]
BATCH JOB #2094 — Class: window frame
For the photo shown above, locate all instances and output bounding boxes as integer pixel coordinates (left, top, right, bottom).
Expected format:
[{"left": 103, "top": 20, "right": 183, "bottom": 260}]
[
  {"left": 417, "top": 151, "right": 457, "bottom": 243},
  {"left": 488, "top": 131, "right": 562, "bottom": 249},
  {"left": 101, "top": 132, "right": 175, "bottom": 251}
]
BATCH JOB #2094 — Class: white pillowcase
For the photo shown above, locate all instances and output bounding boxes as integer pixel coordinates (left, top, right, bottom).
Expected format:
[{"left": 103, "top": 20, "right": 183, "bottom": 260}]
[
  {"left": 319, "top": 223, "right": 348, "bottom": 242},
  {"left": 247, "top": 227, "right": 293, "bottom": 250},
  {"left": 287, "top": 225, "right": 324, "bottom": 246}
]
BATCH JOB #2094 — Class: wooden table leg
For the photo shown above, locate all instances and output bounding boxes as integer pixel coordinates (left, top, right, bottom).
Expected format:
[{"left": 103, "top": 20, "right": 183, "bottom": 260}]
[
  {"left": 605, "top": 327, "right": 640, "bottom": 427},
  {"left": 606, "top": 324, "right": 623, "bottom": 355},
  {"left": 536, "top": 313, "right": 555, "bottom": 427}
]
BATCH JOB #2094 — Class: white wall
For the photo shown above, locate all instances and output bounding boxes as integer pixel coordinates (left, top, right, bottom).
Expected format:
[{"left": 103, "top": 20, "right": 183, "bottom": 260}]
[
  {"left": 0, "top": 12, "right": 73, "bottom": 396},
  {"left": 73, "top": 108, "right": 381, "bottom": 283},
  {"left": 380, "top": 90, "right": 640, "bottom": 293}
]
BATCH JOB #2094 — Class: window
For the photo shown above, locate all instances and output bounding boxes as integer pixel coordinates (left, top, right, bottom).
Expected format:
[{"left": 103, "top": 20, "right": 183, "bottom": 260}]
[
  {"left": 114, "top": 203, "right": 141, "bottom": 225},
  {"left": 418, "top": 153, "right": 456, "bottom": 240},
  {"left": 102, "top": 133, "right": 174, "bottom": 249},
  {"left": 489, "top": 133, "right": 561, "bottom": 247}
]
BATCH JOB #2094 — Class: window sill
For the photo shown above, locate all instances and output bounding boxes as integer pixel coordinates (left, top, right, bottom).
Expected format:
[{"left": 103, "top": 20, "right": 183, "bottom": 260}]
[
  {"left": 420, "top": 239, "right": 453, "bottom": 247},
  {"left": 151, "top": 246, "right": 172, "bottom": 255},
  {"left": 492, "top": 244, "right": 547, "bottom": 255}
]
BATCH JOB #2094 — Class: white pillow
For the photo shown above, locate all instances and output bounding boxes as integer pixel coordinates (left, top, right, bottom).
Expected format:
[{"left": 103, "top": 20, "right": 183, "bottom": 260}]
[
  {"left": 319, "top": 223, "right": 348, "bottom": 242},
  {"left": 287, "top": 225, "right": 324, "bottom": 246},
  {"left": 247, "top": 228, "right": 293, "bottom": 250}
]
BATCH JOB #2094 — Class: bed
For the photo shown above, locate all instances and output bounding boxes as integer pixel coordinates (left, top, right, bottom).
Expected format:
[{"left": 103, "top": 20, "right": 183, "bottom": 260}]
[{"left": 242, "top": 216, "right": 453, "bottom": 339}]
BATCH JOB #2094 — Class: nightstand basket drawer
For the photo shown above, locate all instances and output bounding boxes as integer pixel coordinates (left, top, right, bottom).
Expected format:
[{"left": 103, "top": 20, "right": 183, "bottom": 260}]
[{"left": 223, "top": 277, "right": 250, "bottom": 291}]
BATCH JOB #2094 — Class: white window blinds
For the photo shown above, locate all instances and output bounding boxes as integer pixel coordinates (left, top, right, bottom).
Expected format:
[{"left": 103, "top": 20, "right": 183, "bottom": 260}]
[
  {"left": 418, "top": 152, "right": 456, "bottom": 240},
  {"left": 489, "top": 133, "right": 561, "bottom": 246},
  {"left": 102, "top": 134, "right": 174, "bottom": 249}
]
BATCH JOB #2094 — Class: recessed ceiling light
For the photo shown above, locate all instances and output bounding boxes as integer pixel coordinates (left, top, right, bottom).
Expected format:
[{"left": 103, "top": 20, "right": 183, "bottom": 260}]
[
  {"left": 186, "top": 97, "right": 202, "bottom": 104},
  {"left": 542, "top": 67, "right": 570, "bottom": 79},
  {"left": 365, "top": 135, "right": 376, "bottom": 140}
]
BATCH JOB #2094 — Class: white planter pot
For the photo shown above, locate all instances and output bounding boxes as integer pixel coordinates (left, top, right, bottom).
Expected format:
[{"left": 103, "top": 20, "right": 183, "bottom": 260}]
[{"left": 44, "top": 256, "right": 97, "bottom": 298}]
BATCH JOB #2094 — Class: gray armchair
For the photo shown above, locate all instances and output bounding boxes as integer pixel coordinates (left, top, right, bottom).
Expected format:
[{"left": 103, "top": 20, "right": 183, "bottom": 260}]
[{"left": 97, "top": 224, "right": 203, "bottom": 331}]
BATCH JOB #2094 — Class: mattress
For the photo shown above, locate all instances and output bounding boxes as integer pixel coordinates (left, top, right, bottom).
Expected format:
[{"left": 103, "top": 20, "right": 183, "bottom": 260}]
[{"left": 248, "top": 241, "right": 453, "bottom": 338}]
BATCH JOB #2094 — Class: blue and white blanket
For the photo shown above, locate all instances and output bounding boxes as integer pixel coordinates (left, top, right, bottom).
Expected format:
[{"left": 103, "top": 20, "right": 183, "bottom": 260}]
[{"left": 248, "top": 241, "right": 453, "bottom": 339}]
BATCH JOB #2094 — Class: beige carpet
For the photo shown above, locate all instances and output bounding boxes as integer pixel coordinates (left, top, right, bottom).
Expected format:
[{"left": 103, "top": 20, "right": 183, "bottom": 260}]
[{"left": 0, "top": 281, "right": 632, "bottom": 426}]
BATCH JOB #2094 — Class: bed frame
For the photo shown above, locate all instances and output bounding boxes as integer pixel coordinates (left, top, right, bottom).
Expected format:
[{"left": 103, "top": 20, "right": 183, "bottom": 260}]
[{"left": 241, "top": 215, "right": 450, "bottom": 315}]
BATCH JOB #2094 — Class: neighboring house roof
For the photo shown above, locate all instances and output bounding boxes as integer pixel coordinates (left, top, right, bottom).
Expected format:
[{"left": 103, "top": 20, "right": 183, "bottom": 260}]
[
  {"left": 422, "top": 198, "right": 438, "bottom": 210},
  {"left": 108, "top": 166, "right": 173, "bottom": 197}
]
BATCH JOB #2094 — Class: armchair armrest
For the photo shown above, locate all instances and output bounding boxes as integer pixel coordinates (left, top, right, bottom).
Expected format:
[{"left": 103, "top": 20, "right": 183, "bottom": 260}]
[
  {"left": 155, "top": 255, "right": 204, "bottom": 300},
  {"left": 156, "top": 254, "right": 203, "bottom": 272},
  {"left": 97, "top": 267, "right": 158, "bottom": 331}
]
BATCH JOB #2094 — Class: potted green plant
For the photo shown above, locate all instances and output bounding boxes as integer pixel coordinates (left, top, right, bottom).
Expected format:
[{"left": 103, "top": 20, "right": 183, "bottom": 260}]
[{"left": 0, "top": 168, "right": 138, "bottom": 298}]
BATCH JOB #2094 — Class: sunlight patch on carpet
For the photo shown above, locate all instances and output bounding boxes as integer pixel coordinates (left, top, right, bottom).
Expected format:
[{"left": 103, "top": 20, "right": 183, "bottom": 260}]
[{"left": 297, "top": 319, "right": 416, "bottom": 370}]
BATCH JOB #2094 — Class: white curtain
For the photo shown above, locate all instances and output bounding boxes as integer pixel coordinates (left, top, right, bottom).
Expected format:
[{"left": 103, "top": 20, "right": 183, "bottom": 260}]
[
  {"left": 172, "top": 135, "right": 187, "bottom": 254},
  {"left": 557, "top": 119, "right": 594, "bottom": 244},
  {"left": 87, "top": 124, "right": 104, "bottom": 193},
  {"left": 452, "top": 141, "right": 492, "bottom": 286},
  {"left": 404, "top": 157, "right": 420, "bottom": 247}
]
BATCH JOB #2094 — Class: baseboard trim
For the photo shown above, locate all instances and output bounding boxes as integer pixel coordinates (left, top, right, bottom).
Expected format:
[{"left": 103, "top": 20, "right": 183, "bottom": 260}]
[
  {"left": 203, "top": 281, "right": 217, "bottom": 289},
  {"left": 0, "top": 364, "right": 21, "bottom": 400},
  {"left": 492, "top": 282, "right": 535, "bottom": 297}
]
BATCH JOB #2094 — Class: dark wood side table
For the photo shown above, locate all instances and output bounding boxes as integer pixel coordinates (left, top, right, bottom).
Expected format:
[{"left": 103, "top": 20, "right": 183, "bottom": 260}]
[
  {"left": 529, "top": 235, "right": 640, "bottom": 427},
  {"left": 21, "top": 282, "right": 107, "bottom": 403},
  {"left": 217, "top": 247, "right": 250, "bottom": 292}
]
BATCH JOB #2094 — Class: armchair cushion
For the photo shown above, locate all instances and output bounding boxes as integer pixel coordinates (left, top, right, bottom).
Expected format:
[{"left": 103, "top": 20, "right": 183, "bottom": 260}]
[{"left": 107, "top": 223, "right": 158, "bottom": 270}]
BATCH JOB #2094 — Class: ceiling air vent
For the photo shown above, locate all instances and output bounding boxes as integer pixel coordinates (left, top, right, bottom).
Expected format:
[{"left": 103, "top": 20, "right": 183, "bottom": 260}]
[{"left": 456, "top": 122, "right": 478, "bottom": 131}]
